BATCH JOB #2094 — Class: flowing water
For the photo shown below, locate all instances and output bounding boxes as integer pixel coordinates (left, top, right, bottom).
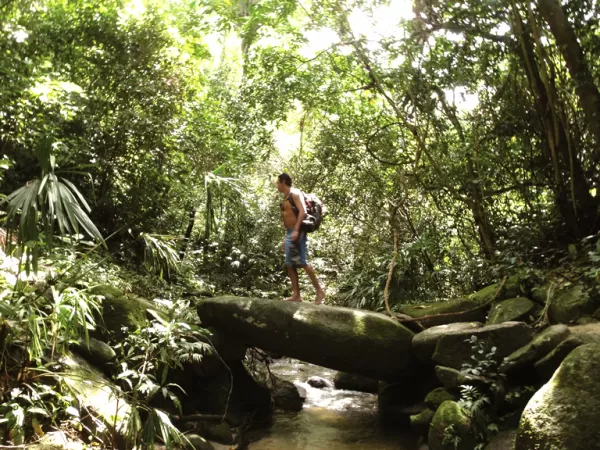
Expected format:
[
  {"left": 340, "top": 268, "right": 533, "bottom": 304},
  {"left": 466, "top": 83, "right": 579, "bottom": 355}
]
[{"left": 246, "top": 359, "right": 423, "bottom": 450}]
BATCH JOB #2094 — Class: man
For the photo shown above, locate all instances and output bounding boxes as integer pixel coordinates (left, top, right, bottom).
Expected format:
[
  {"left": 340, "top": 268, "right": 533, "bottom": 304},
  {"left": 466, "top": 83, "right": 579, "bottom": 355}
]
[{"left": 276, "top": 173, "right": 325, "bottom": 304}]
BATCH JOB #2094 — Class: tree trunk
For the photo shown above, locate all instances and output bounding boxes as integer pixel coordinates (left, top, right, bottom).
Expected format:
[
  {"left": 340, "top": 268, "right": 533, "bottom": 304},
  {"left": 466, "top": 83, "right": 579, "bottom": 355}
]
[
  {"left": 537, "top": 0, "right": 600, "bottom": 152},
  {"left": 179, "top": 207, "right": 196, "bottom": 260},
  {"left": 203, "top": 187, "right": 212, "bottom": 259},
  {"left": 511, "top": 3, "right": 597, "bottom": 236}
]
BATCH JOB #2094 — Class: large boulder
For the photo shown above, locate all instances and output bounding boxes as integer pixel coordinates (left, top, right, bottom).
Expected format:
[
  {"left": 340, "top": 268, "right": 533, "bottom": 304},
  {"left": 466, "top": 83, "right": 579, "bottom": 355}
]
[
  {"left": 428, "top": 401, "right": 476, "bottom": 450},
  {"left": 532, "top": 322, "right": 600, "bottom": 380},
  {"left": 486, "top": 297, "right": 535, "bottom": 325},
  {"left": 425, "top": 387, "right": 457, "bottom": 409},
  {"left": 548, "top": 283, "right": 594, "bottom": 324},
  {"left": 333, "top": 372, "right": 379, "bottom": 393},
  {"left": 271, "top": 377, "right": 304, "bottom": 411},
  {"left": 400, "top": 279, "right": 523, "bottom": 329},
  {"left": 412, "top": 322, "right": 483, "bottom": 364},
  {"left": 73, "top": 337, "right": 116, "bottom": 372},
  {"left": 432, "top": 322, "right": 533, "bottom": 370},
  {"left": 60, "top": 353, "right": 130, "bottom": 444},
  {"left": 399, "top": 297, "right": 488, "bottom": 328},
  {"left": 204, "top": 327, "right": 247, "bottom": 361},
  {"left": 515, "top": 344, "right": 600, "bottom": 449},
  {"left": 410, "top": 408, "right": 435, "bottom": 435},
  {"left": 197, "top": 297, "right": 416, "bottom": 381},
  {"left": 499, "top": 324, "right": 570, "bottom": 374},
  {"left": 435, "top": 366, "right": 488, "bottom": 389},
  {"left": 485, "top": 430, "right": 517, "bottom": 449},
  {"left": 90, "top": 285, "right": 160, "bottom": 338}
]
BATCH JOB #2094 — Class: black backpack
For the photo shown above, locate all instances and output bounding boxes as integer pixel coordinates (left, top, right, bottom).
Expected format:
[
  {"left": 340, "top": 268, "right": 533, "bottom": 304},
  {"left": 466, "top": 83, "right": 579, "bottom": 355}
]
[{"left": 289, "top": 191, "right": 327, "bottom": 233}]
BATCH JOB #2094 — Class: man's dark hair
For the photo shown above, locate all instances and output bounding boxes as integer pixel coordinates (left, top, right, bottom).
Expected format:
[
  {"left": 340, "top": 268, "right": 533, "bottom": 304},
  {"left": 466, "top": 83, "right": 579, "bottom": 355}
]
[{"left": 278, "top": 173, "right": 293, "bottom": 187}]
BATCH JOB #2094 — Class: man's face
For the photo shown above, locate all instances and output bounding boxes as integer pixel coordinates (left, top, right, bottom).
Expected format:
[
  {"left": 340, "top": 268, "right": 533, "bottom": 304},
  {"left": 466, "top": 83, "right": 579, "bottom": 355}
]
[{"left": 276, "top": 179, "right": 284, "bottom": 193}]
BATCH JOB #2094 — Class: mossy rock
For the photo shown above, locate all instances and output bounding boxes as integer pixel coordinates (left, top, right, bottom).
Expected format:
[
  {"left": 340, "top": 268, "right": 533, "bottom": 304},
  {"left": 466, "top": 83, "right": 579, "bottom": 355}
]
[
  {"left": 60, "top": 353, "right": 130, "bottom": 443},
  {"left": 73, "top": 337, "right": 116, "bottom": 371},
  {"left": 100, "top": 292, "right": 160, "bottom": 337},
  {"left": 515, "top": 344, "right": 600, "bottom": 449},
  {"left": 399, "top": 298, "right": 487, "bottom": 328},
  {"left": 425, "top": 387, "right": 457, "bottom": 409},
  {"left": 435, "top": 366, "right": 488, "bottom": 389},
  {"left": 195, "top": 422, "right": 235, "bottom": 445},
  {"left": 432, "top": 322, "right": 533, "bottom": 370},
  {"left": 485, "top": 430, "right": 517, "bottom": 449},
  {"left": 533, "top": 335, "right": 585, "bottom": 380},
  {"left": 428, "top": 401, "right": 476, "bottom": 450},
  {"left": 499, "top": 324, "right": 570, "bottom": 374},
  {"left": 89, "top": 284, "right": 125, "bottom": 301},
  {"left": 185, "top": 434, "right": 215, "bottom": 450},
  {"left": 548, "top": 283, "right": 593, "bottom": 324},
  {"left": 399, "top": 280, "right": 521, "bottom": 329},
  {"left": 197, "top": 296, "right": 415, "bottom": 381},
  {"left": 412, "top": 322, "right": 483, "bottom": 364},
  {"left": 333, "top": 371, "right": 379, "bottom": 393},
  {"left": 575, "top": 315, "right": 599, "bottom": 325},
  {"left": 487, "top": 297, "right": 535, "bottom": 325},
  {"left": 271, "top": 377, "right": 304, "bottom": 411},
  {"left": 531, "top": 282, "right": 553, "bottom": 305},
  {"left": 410, "top": 408, "right": 435, "bottom": 435}
]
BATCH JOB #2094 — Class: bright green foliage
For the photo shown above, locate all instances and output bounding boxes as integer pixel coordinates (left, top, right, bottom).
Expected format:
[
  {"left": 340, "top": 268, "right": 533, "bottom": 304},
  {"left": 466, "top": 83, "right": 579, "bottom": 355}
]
[
  {"left": 5, "top": 140, "right": 104, "bottom": 273},
  {"left": 114, "top": 301, "right": 212, "bottom": 449},
  {"left": 0, "top": 0, "right": 599, "bottom": 332}
]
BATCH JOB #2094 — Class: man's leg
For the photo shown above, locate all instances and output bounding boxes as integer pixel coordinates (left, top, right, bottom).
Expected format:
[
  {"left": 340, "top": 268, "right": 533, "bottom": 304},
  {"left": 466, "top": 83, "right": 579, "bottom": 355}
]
[
  {"left": 285, "top": 265, "right": 302, "bottom": 302},
  {"left": 284, "top": 229, "right": 302, "bottom": 301},
  {"left": 303, "top": 265, "right": 325, "bottom": 305}
]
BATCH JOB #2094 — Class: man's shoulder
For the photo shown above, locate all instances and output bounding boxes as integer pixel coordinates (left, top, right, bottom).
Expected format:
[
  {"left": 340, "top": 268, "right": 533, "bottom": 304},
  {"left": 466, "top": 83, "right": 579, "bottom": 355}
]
[{"left": 290, "top": 187, "right": 303, "bottom": 197}]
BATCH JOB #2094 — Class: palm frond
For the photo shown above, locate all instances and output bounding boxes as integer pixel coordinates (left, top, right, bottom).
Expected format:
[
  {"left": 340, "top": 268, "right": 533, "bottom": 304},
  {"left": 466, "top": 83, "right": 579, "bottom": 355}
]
[
  {"left": 140, "top": 233, "right": 180, "bottom": 278},
  {"left": 3, "top": 142, "right": 105, "bottom": 271},
  {"left": 141, "top": 409, "right": 189, "bottom": 449}
]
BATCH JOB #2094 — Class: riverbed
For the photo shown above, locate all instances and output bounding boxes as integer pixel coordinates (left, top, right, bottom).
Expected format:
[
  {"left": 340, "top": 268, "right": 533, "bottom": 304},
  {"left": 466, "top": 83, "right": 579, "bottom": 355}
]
[{"left": 246, "top": 359, "right": 423, "bottom": 450}]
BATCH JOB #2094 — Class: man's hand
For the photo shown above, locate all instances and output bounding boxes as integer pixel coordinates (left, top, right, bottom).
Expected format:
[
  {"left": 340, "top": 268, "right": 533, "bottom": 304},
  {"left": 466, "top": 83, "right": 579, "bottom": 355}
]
[{"left": 291, "top": 230, "right": 300, "bottom": 242}]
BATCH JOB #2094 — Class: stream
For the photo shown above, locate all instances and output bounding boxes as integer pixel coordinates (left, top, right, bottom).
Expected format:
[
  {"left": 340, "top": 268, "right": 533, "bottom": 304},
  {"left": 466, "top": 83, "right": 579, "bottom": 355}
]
[{"left": 246, "top": 359, "right": 423, "bottom": 450}]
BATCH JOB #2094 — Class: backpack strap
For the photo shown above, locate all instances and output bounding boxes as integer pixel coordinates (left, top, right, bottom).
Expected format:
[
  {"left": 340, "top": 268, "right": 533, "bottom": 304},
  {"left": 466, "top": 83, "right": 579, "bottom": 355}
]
[{"left": 287, "top": 194, "right": 298, "bottom": 216}]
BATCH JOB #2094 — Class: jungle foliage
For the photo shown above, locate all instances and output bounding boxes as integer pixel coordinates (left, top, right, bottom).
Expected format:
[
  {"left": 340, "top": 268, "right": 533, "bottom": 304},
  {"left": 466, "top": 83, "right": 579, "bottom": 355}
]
[
  {"left": 1, "top": 0, "right": 600, "bottom": 327},
  {"left": 1, "top": 0, "right": 600, "bottom": 446}
]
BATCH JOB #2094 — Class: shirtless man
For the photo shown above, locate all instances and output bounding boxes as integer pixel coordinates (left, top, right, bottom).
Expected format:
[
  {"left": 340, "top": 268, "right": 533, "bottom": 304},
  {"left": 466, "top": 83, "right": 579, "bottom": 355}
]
[{"left": 276, "top": 173, "right": 325, "bottom": 304}]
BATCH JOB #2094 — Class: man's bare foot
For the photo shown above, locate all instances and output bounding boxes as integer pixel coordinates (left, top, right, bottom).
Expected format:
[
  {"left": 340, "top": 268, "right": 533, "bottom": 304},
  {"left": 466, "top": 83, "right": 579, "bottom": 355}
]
[
  {"left": 315, "top": 290, "right": 325, "bottom": 305},
  {"left": 284, "top": 296, "right": 302, "bottom": 302}
]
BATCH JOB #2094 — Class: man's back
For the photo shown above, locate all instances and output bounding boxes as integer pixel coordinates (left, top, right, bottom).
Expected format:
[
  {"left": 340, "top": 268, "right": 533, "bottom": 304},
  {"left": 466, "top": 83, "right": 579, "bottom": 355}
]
[{"left": 281, "top": 187, "right": 304, "bottom": 229}]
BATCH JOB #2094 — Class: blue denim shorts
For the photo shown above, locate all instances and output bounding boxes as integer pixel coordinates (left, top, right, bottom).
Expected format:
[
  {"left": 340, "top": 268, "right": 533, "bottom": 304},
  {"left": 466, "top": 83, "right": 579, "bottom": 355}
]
[{"left": 285, "top": 228, "right": 307, "bottom": 267}]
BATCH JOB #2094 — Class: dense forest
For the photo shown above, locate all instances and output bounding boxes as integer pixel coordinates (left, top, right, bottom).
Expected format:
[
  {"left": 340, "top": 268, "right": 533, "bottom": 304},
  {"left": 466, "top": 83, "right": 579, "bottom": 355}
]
[{"left": 1, "top": 0, "right": 600, "bottom": 448}]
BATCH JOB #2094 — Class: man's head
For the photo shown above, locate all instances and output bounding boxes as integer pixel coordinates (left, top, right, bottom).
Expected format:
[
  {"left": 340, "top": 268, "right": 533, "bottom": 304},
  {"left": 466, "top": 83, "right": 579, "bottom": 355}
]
[{"left": 276, "top": 173, "right": 292, "bottom": 193}]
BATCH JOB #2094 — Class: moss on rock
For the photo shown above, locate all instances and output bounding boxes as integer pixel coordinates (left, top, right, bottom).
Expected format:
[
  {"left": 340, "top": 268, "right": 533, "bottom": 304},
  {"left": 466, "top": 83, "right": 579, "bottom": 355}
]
[
  {"left": 197, "top": 296, "right": 416, "bottom": 381},
  {"left": 432, "top": 322, "right": 533, "bottom": 370},
  {"left": 487, "top": 297, "right": 535, "bottom": 325},
  {"left": 73, "top": 337, "right": 116, "bottom": 370},
  {"left": 410, "top": 408, "right": 435, "bottom": 435},
  {"left": 533, "top": 335, "right": 585, "bottom": 380},
  {"left": 499, "top": 324, "right": 570, "bottom": 374},
  {"left": 548, "top": 283, "right": 593, "bottom": 324},
  {"left": 333, "top": 372, "right": 379, "bottom": 393},
  {"left": 428, "top": 401, "right": 476, "bottom": 450},
  {"left": 96, "top": 289, "right": 159, "bottom": 338},
  {"left": 399, "top": 279, "right": 522, "bottom": 328},
  {"left": 425, "top": 387, "right": 457, "bottom": 409},
  {"left": 515, "top": 344, "right": 600, "bottom": 449},
  {"left": 412, "top": 322, "right": 483, "bottom": 364},
  {"left": 435, "top": 365, "right": 487, "bottom": 389}
]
